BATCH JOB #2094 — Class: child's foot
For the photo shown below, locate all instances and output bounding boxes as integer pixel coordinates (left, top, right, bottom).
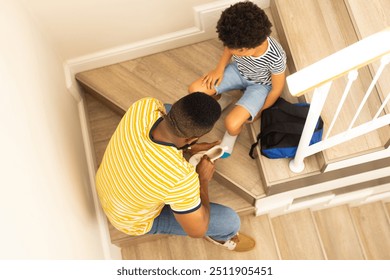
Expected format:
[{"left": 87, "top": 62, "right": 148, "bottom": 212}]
[{"left": 220, "top": 131, "right": 238, "bottom": 158}]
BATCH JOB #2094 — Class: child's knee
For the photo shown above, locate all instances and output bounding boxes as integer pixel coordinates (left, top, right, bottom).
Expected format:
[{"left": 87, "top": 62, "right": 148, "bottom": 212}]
[
  {"left": 225, "top": 115, "right": 243, "bottom": 135},
  {"left": 188, "top": 81, "right": 198, "bottom": 93},
  {"left": 188, "top": 79, "right": 217, "bottom": 96},
  {"left": 188, "top": 78, "right": 206, "bottom": 93}
]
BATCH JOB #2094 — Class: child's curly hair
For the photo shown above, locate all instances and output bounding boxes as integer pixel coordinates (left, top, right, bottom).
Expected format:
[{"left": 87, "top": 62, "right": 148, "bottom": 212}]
[{"left": 217, "top": 1, "right": 272, "bottom": 49}]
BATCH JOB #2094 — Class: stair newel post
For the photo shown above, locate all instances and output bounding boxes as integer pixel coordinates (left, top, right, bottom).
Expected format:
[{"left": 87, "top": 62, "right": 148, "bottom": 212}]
[{"left": 289, "top": 82, "right": 332, "bottom": 173}]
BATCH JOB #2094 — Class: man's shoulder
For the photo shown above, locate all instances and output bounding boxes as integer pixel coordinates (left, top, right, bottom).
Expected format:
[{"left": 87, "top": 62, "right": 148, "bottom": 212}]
[
  {"left": 131, "top": 97, "right": 162, "bottom": 109},
  {"left": 125, "top": 97, "right": 165, "bottom": 117}
]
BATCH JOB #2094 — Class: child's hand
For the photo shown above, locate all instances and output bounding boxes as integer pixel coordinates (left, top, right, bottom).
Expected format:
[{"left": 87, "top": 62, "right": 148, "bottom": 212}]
[{"left": 202, "top": 69, "right": 224, "bottom": 90}]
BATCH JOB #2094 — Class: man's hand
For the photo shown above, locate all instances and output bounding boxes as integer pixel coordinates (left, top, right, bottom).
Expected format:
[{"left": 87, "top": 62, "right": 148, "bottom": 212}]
[
  {"left": 188, "top": 140, "right": 221, "bottom": 156},
  {"left": 196, "top": 155, "right": 216, "bottom": 183}
]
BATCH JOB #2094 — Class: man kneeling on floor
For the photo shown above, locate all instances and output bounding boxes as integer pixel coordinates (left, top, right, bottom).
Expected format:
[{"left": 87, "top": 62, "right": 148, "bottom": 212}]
[{"left": 96, "top": 92, "right": 255, "bottom": 252}]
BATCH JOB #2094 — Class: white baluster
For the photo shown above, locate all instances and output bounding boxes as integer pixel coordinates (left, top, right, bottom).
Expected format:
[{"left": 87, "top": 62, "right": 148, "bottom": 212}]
[
  {"left": 325, "top": 70, "right": 358, "bottom": 140},
  {"left": 289, "top": 82, "right": 332, "bottom": 173},
  {"left": 374, "top": 91, "right": 390, "bottom": 120},
  {"left": 349, "top": 53, "right": 390, "bottom": 130},
  {"left": 373, "top": 54, "right": 390, "bottom": 120}
]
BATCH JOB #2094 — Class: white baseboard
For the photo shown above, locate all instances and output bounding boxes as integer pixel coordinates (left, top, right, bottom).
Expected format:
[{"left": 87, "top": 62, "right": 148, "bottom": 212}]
[
  {"left": 324, "top": 147, "right": 390, "bottom": 172},
  {"left": 256, "top": 166, "right": 390, "bottom": 217},
  {"left": 78, "top": 99, "right": 122, "bottom": 260}
]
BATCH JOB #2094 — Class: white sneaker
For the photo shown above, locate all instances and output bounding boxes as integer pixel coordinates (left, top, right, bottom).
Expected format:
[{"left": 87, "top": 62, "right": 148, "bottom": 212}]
[{"left": 188, "top": 145, "right": 228, "bottom": 167}]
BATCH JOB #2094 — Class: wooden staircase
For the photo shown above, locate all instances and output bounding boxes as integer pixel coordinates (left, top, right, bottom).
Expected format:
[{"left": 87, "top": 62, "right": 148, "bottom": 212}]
[
  {"left": 75, "top": 1, "right": 390, "bottom": 248},
  {"left": 120, "top": 200, "right": 390, "bottom": 259}
]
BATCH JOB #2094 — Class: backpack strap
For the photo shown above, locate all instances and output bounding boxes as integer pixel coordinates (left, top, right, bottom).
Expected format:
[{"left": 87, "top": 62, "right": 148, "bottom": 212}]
[
  {"left": 249, "top": 122, "right": 305, "bottom": 158},
  {"left": 249, "top": 130, "right": 262, "bottom": 159},
  {"left": 275, "top": 98, "right": 310, "bottom": 119}
]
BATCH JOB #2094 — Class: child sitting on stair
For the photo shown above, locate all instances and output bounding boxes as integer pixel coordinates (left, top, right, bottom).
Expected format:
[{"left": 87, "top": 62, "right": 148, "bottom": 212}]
[{"left": 188, "top": 1, "right": 287, "bottom": 158}]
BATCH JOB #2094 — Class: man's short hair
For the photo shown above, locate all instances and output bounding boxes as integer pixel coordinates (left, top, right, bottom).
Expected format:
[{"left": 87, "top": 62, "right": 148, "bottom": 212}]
[
  {"left": 217, "top": 1, "right": 272, "bottom": 49},
  {"left": 166, "top": 92, "right": 221, "bottom": 138}
]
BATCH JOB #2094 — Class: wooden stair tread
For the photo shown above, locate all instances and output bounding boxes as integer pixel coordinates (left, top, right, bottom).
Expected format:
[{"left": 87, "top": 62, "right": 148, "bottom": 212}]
[
  {"left": 386, "top": 202, "right": 390, "bottom": 223},
  {"left": 345, "top": 0, "right": 390, "bottom": 38},
  {"left": 120, "top": 200, "right": 390, "bottom": 259},
  {"left": 350, "top": 201, "right": 390, "bottom": 259},
  {"left": 313, "top": 205, "right": 365, "bottom": 259},
  {"left": 271, "top": 0, "right": 390, "bottom": 164},
  {"left": 121, "top": 214, "right": 280, "bottom": 260},
  {"left": 345, "top": 0, "right": 390, "bottom": 114},
  {"left": 271, "top": 209, "right": 325, "bottom": 259},
  {"left": 76, "top": 36, "right": 225, "bottom": 113}
]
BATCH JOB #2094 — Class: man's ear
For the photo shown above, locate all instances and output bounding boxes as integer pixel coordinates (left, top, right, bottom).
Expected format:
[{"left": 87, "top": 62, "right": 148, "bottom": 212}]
[{"left": 186, "top": 137, "right": 199, "bottom": 145}]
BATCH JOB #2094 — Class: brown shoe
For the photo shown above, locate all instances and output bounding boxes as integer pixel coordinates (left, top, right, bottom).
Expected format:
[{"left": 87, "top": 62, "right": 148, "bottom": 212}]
[{"left": 204, "top": 232, "right": 255, "bottom": 252}]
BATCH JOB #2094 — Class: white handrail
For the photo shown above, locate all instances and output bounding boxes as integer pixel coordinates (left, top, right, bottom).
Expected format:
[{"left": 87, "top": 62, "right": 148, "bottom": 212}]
[
  {"left": 287, "top": 28, "right": 390, "bottom": 173},
  {"left": 287, "top": 28, "right": 390, "bottom": 97}
]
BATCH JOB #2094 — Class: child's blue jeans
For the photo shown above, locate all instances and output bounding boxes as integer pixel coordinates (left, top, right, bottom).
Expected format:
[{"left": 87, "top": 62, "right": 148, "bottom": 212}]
[
  {"left": 215, "top": 62, "right": 272, "bottom": 120},
  {"left": 147, "top": 203, "right": 240, "bottom": 241}
]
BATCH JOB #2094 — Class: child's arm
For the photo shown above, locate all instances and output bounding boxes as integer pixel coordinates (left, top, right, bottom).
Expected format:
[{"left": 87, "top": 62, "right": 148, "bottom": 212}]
[
  {"left": 202, "top": 47, "right": 232, "bottom": 90},
  {"left": 249, "top": 71, "right": 286, "bottom": 122}
]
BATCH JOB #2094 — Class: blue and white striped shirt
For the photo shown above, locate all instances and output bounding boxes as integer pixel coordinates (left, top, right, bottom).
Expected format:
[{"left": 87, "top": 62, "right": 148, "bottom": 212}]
[{"left": 233, "top": 36, "right": 286, "bottom": 86}]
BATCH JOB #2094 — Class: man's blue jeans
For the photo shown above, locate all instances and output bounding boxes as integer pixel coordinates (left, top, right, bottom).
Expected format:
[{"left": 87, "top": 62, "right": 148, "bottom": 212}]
[{"left": 147, "top": 203, "right": 240, "bottom": 241}]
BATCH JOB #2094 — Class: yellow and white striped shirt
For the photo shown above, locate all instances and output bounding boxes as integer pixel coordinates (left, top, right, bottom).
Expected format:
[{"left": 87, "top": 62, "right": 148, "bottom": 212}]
[{"left": 96, "top": 98, "right": 201, "bottom": 236}]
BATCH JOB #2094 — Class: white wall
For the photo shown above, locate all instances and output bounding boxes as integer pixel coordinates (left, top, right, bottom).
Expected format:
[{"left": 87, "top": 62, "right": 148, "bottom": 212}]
[
  {"left": 0, "top": 0, "right": 105, "bottom": 259},
  {"left": 21, "top": 0, "right": 217, "bottom": 61}
]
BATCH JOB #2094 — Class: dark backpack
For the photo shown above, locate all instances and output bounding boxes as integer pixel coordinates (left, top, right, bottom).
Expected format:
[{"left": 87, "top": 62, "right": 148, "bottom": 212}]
[{"left": 249, "top": 98, "right": 323, "bottom": 159}]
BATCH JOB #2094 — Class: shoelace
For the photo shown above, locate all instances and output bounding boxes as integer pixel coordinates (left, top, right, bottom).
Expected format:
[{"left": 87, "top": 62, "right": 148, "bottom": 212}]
[
  {"left": 230, "top": 235, "right": 240, "bottom": 244},
  {"left": 225, "top": 235, "right": 240, "bottom": 249}
]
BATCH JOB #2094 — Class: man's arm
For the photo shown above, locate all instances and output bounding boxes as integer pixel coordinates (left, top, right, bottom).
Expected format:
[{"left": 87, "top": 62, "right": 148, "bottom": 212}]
[{"left": 173, "top": 156, "right": 214, "bottom": 238}]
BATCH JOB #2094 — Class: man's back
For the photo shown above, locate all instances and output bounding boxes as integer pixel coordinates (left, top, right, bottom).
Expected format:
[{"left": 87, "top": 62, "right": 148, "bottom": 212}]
[{"left": 95, "top": 97, "right": 200, "bottom": 236}]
